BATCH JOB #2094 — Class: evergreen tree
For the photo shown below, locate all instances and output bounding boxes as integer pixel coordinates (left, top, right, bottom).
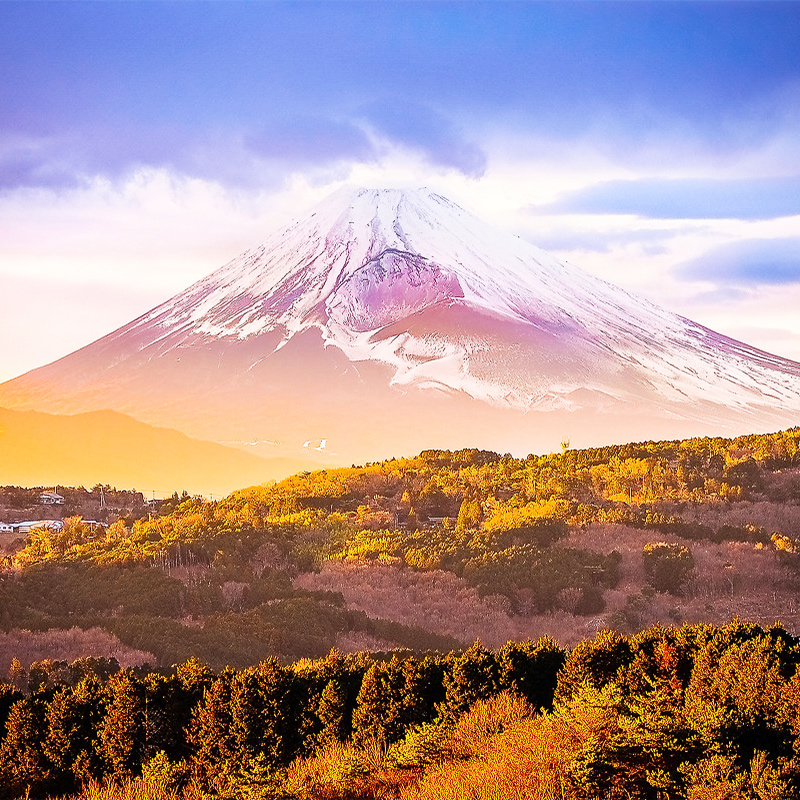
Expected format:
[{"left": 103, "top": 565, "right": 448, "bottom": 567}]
[
  {"left": 188, "top": 672, "right": 234, "bottom": 787},
  {"left": 555, "top": 629, "right": 634, "bottom": 702},
  {"left": 7, "top": 657, "right": 26, "bottom": 694},
  {"left": 400, "top": 655, "right": 447, "bottom": 730},
  {"left": 97, "top": 671, "right": 146, "bottom": 777},
  {"left": 141, "top": 672, "right": 192, "bottom": 763},
  {"left": 0, "top": 698, "right": 52, "bottom": 799},
  {"left": 441, "top": 642, "right": 499, "bottom": 721},
  {"left": 497, "top": 636, "right": 565, "bottom": 710},
  {"left": 228, "top": 659, "right": 302, "bottom": 771},
  {"left": 352, "top": 658, "right": 406, "bottom": 747},
  {"left": 44, "top": 677, "right": 106, "bottom": 791},
  {"left": 0, "top": 682, "right": 23, "bottom": 741},
  {"left": 316, "top": 675, "right": 352, "bottom": 746}
]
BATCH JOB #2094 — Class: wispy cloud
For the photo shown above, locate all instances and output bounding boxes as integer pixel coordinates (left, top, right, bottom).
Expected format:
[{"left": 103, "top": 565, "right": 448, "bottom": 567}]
[
  {"left": 543, "top": 178, "right": 800, "bottom": 220},
  {"left": 678, "top": 237, "right": 800, "bottom": 286},
  {"left": 360, "top": 101, "right": 487, "bottom": 178},
  {"left": 245, "top": 117, "right": 375, "bottom": 168}
]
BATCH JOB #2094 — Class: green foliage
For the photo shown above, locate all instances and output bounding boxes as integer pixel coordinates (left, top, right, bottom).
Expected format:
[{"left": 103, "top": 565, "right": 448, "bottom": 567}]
[
  {"left": 441, "top": 642, "right": 499, "bottom": 721},
  {"left": 643, "top": 542, "right": 695, "bottom": 594},
  {"left": 3, "top": 429, "right": 800, "bottom": 796},
  {"left": 5, "top": 427, "right": 799, "bottom": 680},
  {"left": 497, "top": 637, "right": 565, "bottom": 711},
  {"left": 455, "top": 497, "right": 481, "bottom": 531},
  {"left": 0, "top": 623, "right": 800, "bottom": 798},
  {"left": 98, "top": 671, "right": 147, "bottom": 777},
  {"left": 385, "top": 720, "right": 448, "bottom": 769},
  {"left": 44, "top": 677, "right": 106, "bottom": 790}
]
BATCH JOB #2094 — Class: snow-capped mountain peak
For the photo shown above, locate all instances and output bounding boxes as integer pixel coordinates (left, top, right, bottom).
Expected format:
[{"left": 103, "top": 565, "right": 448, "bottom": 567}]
[
  {"left": 3, "top": 186, "right": 800, "bottom": 463},
  {"left": 120, "top": 186, "right": 800, "bottom": 415}
]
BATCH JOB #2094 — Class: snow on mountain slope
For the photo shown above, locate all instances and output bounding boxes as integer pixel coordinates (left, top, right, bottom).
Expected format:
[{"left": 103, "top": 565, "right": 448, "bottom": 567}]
[
  {"left": 119, "top": 186, "right": 800, "bottom": 412},
  {"left": 1, "top": 186, "right": 799, "bottom": 463}
]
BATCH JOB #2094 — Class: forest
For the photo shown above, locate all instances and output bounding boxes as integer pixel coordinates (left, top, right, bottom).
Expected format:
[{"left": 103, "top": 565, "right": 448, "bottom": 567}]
[
  {"left": 1, "top": 427, "right": 800, "bottom": 797},
  {"left": 2, "top": 622, "right": 800, "bottom": 798}
]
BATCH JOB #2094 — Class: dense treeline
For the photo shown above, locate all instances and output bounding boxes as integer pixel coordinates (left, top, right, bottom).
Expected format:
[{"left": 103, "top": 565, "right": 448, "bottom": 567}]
[
  {"left": 2, "top": 621, "right": 800, "bottom": 798},
  {"left": 0, "top": 559, "right": 460, "bottom": 668}
]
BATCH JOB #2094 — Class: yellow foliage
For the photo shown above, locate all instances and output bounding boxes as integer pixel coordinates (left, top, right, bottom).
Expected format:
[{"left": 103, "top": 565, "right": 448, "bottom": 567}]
[{"left": 483, "top": 499, "right": 570, "bottom": 531}]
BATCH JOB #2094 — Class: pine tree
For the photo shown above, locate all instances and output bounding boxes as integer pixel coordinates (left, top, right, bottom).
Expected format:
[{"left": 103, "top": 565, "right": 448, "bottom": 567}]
[
  {"left": 497, "top": 636, "right": 565, "bottom": 711},
  {"left": 7, "top": 657, "right": 26, "bottom": 694},
  {"left": 188, "top": 672, "right": 234, "bottom": 788},
  {"left": 554, "top": 629, "right": 634, "bottom": 703},
  {"left": 97, "top": 671, "right": 146, "bottom": 778},
  {"left": 44, "top": 677, "right": 106, "bottom": 791},
  {"left": 400, "top": 655, "right": 446, "bottom": 730},
  {"left": 316, "top": 676, "right": 352, "bottom": 746},
  {"left": 441, "top": 642, "right": 499, "bottom": 721},
  {"left": 0, "top": 698, "right": 52, "bottom": 798},
  {"left": 0, "top": 682, "right": 23, "bottom": 741},
  {"left": 351, "top": 659, "right": 406, "bottom": 747}
]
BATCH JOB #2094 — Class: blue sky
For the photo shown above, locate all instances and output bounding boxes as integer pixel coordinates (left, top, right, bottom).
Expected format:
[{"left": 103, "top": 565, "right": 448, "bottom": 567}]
[{"left": 1, "top": 1, "right": 800, "bottom": 379}]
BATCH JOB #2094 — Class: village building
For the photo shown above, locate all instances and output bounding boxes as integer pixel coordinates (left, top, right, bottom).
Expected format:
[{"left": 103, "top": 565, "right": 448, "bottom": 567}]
[
  {"left": 39, "top": 491, "right": 65, "bottom": 505},
  {"left": 12, "top": 520, "right": 64, "bottom": 535}
]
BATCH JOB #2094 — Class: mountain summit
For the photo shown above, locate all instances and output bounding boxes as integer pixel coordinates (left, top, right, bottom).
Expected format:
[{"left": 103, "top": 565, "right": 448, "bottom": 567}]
[{"left": 3, "top": 186, "right": 800, "bottom": 464}]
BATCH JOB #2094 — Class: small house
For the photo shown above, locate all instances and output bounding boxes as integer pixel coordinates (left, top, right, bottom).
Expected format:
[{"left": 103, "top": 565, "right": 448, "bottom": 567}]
[{"left": 39, "top": 491, "right": 65, "bottom": 505}]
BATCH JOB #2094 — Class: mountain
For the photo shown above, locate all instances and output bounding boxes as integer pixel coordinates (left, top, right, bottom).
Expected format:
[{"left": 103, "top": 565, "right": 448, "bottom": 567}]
[
  {"left": 0, "top": 407, "right": 304, "bottom": 496},
  {"left": 2, "top": 186, "right": 800, "bottom": 464}
]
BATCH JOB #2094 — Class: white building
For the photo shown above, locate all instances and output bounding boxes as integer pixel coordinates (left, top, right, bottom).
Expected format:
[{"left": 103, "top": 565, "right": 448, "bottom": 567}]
[
  {"left": 13, "top": 520, "right": 64, "bottom": 535},
  {"left": 39, "top": 491, "right": 65, "bottom": 505}
]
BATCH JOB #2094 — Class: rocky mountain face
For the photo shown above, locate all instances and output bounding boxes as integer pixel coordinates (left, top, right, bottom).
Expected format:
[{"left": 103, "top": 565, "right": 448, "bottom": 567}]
[{"left": 3, "top": 187, "right": 800, "bottom": 465}]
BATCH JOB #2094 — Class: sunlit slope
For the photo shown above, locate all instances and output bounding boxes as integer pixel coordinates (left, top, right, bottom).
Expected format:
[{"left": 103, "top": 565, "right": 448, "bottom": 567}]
[{"left": 0, "top": 407, "right": 303, "bottom": 496}]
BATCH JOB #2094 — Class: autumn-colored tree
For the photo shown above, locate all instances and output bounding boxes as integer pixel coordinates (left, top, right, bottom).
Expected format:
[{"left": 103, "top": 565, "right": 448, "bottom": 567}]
[
  {"left": 0, "top": 698, "right": 52, "bottom": 798},
  {"left": 188, "top": 671, "right": 235, "bottom": 787},
  {"left": 44, "top": 677, "right": 106, "bottom": 790},
  {"left": 97, "top": 671, "right": 147, "bottom": 778}
]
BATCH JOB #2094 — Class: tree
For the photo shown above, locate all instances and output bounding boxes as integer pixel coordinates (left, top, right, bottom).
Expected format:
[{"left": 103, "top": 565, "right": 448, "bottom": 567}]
[
  {"left": 0, "top": 682, "right": 23, "bottom": 741},
  {"left": 97, "top": 671, "right": 147, "bottom": 778},
  {"left": 643, "top": 542, "right": 694, "bottom": 594},
  {"left": 352, "top": 658, "right": 406, "bottom": 747},
  {"left": 316, "top": 675, "right": 352, "bottom": 746},
  {"left": 0, "top": 698, "right": 52, "bottom": 798},
  {"left": 441, "top": 642, "right": 499, "bottom": 721},
  {"left": 455, "top": 498, "right": 481, "bottom": 531},
  {"left": 188, "top": 672, "right": 234, "bottom": 787},
  {"left": 44, "top": 678, "right": 106, "bottom": 791},
  {"left": 555, "top": 629, "right": 634, "bottom": 703},
  {"left": 497, "top": 636, "right": 565, "bottom": 711}
]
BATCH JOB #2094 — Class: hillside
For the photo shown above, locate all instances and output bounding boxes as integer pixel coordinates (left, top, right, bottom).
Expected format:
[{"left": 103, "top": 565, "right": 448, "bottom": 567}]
[
  {"left": 1, "top": 426, "right": 800, "bottom": 675},
  {"left": 0, "top": 407, "right": 305, "bottom": 497},
  {"left": 3, "top": 622, "right": 800, "bottom": 800}
]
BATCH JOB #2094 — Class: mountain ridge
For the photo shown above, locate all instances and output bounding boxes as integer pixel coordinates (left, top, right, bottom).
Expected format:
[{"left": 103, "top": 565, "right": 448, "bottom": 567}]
[{"left": 0, "top": 406, "right": 304, "bottom": 496}]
